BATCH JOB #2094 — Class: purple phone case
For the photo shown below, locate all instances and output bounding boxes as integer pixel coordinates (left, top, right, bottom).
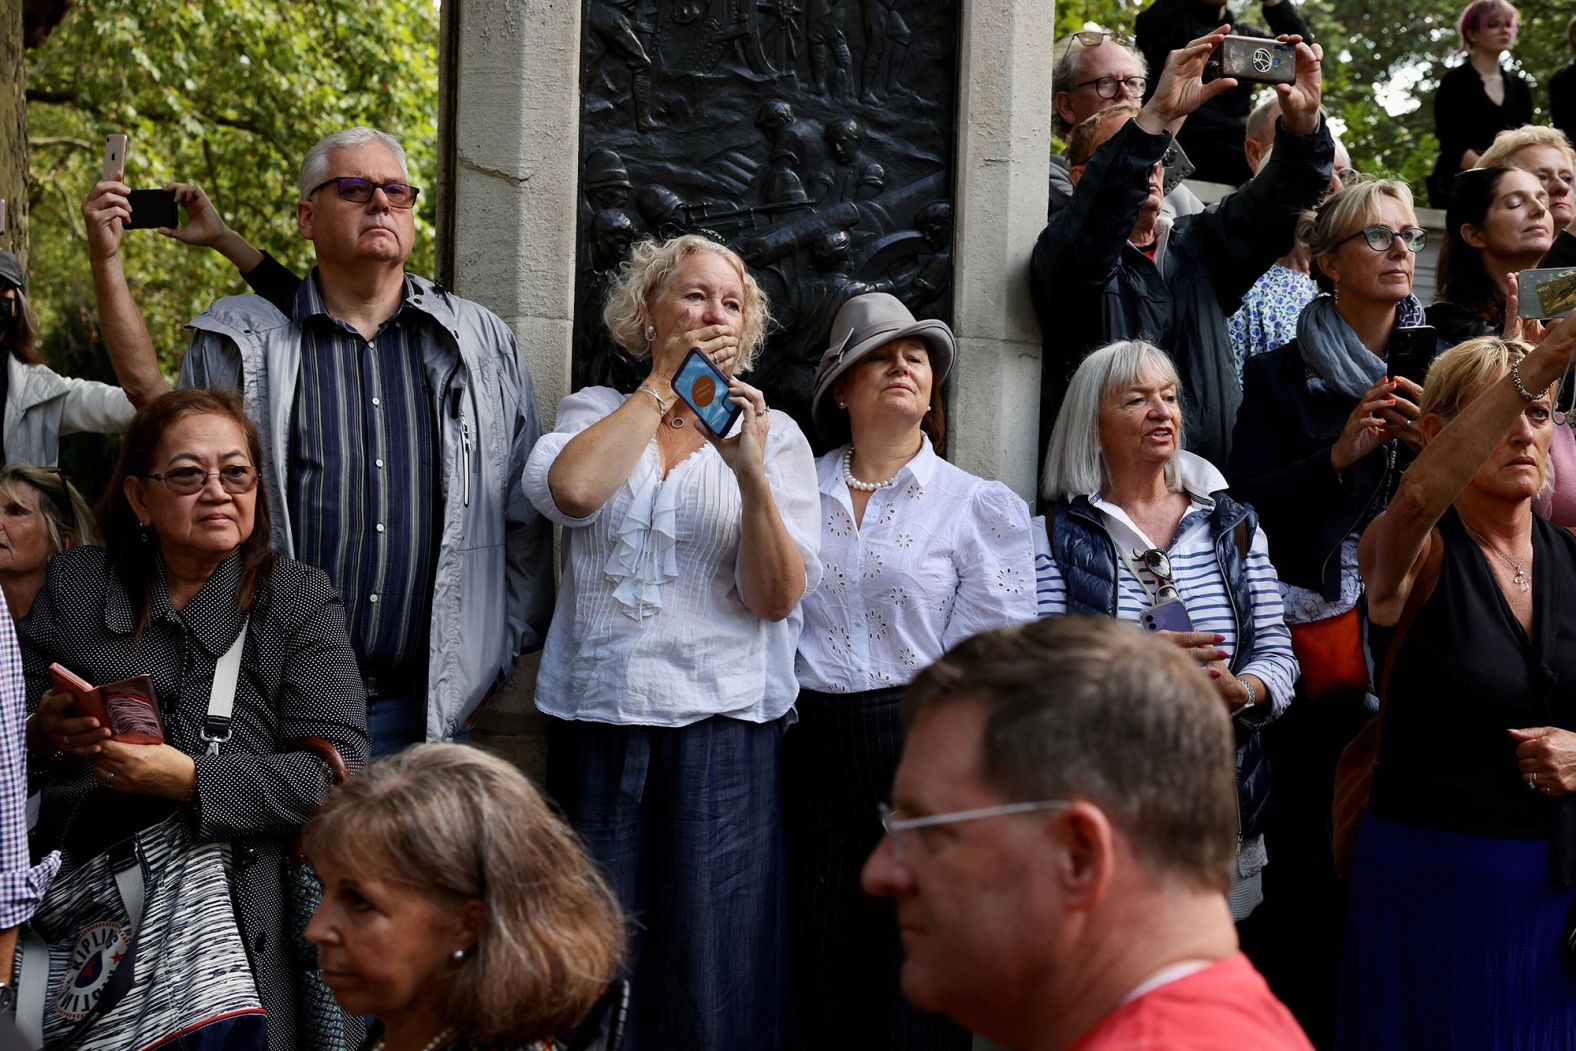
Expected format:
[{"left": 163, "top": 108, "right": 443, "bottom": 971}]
[{"left": 1140, "top": 598, "right": 1194, "bottom": 633}]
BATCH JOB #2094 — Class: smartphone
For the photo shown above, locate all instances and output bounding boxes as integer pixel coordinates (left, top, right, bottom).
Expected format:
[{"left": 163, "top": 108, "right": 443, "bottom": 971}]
[
  {"left": 1208, "top": 36, "right": 1296, "bottom": 85},
  {"left": 1140, "top": 598, "right": 1194, "bottom": 634},
  {"left": 1161, "top": 143, "right": 1195, "bottom": 197},
  {"left": 672, "top": 347, "right": 742, "bottom": 437},
  {"left": 103, "top": 133, "right": 128, "bottom": 181},
  {"left": 125, "top": 189, "right": 178, "bottom": 230},
  {"left": 1517, "top": 267, "right": 1576, "bottom": 320},
  {"left": 1386, "top": 326, "right": 1438, "bottom": 388}
]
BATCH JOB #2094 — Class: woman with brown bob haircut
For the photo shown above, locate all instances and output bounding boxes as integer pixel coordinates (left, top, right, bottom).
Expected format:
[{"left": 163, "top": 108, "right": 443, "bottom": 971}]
[{"left": 304, "top": 744, "right": 626, "bottom": 1051}]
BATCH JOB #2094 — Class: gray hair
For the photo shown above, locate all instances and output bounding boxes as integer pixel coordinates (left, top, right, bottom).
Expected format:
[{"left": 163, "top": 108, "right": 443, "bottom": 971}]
[
  {"left": 905, "top": 617, "right": 1238, "bottom": 892},
  {"left": 1246, "top": 96, "right": 1280, "bottom": 149},
  {"left": 298, "top": 127, "right": 410, "bottom": 202},
  {"left": 1041, "top": 340, "right": 1184, "bottom": 502},
  {"left": 1051, "top": 31, "right": 1147, "bottom": 139}
]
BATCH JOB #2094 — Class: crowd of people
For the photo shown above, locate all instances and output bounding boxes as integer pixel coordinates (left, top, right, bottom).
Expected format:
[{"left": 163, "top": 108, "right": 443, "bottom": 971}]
[{"left": 0, "top": 1, "right": 1573, "bottom": 1049}]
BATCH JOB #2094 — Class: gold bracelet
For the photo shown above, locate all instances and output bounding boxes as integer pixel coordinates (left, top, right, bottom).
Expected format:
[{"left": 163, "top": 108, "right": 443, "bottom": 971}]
[{"left": 637, "top": 384, "right": 669, "bottom": 414}]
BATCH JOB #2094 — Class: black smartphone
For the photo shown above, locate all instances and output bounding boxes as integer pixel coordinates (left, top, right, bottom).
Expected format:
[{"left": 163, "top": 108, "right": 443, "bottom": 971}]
[
  {"left": 1140, "top": 598, "right": 1194, "bottom": 634},
  {"left": 1161, "top": 143, "right": 1195, "bottom": 196},
  {"left": 1387, "top": 326, "right": 1438, "bottom": 388},
  {"left": 672, "top": 347, "right": 742, "bottom": 437},
  {"left": 1208, "top": 36, "right": 1296, "bottom": 85},
  {"left": 125, "top": 189, "right": 178, "bottom": 230}
]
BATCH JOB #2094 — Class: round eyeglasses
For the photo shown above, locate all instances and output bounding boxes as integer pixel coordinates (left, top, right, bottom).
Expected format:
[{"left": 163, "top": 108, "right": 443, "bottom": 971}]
[
  {"left": 308, "top": 177, "right": 421, "bottom": 209},
  {"left": 1334, "top": 226, "right": 1428, "bottom": 253},
  {"left": 145, "top": 465, "right": 259, "bottom": 496},
  {"left": 1070, "top": 75, "right": 1148, "bottom": 100}
]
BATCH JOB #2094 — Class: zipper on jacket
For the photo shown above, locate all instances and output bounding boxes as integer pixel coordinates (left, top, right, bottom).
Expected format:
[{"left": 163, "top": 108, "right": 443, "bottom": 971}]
[{"left": 461, "top": 415, "right": 472, "bottom": 508}]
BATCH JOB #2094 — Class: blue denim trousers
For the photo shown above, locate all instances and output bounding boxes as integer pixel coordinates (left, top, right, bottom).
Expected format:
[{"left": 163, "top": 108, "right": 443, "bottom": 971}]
[{"left": 545, "top": 714, "right": 787, "bottom": 1051}]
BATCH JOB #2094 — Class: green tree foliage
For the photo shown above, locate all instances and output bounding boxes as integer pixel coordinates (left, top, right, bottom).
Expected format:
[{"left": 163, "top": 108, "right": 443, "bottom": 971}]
[
  {"left": 25, "top": 0, "right": 441, "bottom": 380},
  {"left": 1053, "top": 0, "right": 1575, "bottom": 191}
]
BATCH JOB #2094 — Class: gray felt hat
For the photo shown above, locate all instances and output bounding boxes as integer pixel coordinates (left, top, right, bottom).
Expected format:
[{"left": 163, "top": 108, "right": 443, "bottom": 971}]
[{"left": 810, "top": 293, "right": 955, "bottom": 425}]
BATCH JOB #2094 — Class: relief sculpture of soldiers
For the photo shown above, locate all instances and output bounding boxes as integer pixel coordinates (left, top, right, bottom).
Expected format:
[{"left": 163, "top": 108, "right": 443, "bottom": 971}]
[{"left": 575, "top": 0, "right": 959, "bottom": 436}]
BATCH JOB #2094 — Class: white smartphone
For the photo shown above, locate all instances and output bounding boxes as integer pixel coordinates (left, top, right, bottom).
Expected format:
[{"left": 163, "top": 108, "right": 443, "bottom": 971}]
[{"left": 102, "top": 134, "right": 128, "bottom": 181}]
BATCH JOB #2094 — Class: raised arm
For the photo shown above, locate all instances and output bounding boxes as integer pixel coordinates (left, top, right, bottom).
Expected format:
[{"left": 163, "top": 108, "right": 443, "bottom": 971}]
[
  {"left": 160, "top": 183, "right": 301, "bottom": 316},
  {"left": 1360, "top": 313, "right": 1576, "bottom": 623},
  {"left": 82, "top": 179, "right": 173, "bottom": 408}
]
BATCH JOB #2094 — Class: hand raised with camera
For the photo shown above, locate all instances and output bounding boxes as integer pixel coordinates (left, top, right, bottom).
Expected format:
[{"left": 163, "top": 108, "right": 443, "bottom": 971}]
[
  {"left": 82, "top": 179, "right": 133, "bottom": 263},
  {"left": 648, "top": 316, "right": 741, "bottom": 392},
  {"left": 1505, "top": 272, "right": 1552, "bottom": 347},
  {"left": 1136, "top": 26, "right": 1238, "bottom": 135},
  {"left": 1273, "top": 36, "right": 1324, "bottom": 135}
]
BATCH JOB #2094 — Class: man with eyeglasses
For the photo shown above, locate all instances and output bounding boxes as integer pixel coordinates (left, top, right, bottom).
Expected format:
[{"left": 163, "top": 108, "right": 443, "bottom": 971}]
[
  {"left": 861, "top": 617, "right": 1313, "bottom": 1051},
  {"left": 84, "top": 126, "right": 553, "bottom": 758},
  {"left": 1048, "top": 30, "right": 1204, "bottom": 221},
  {"left": 1030, "top": 26, "right": 1332, "bottom": 470},
  {"left": 1135, "top": 0, "right": 1312, "bottom": 186}
]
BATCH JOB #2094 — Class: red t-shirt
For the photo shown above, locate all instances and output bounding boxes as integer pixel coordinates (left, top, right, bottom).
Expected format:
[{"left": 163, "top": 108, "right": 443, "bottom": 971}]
[{"left": 1064, "top": 953, "right": 1313, "bottom": 1051}]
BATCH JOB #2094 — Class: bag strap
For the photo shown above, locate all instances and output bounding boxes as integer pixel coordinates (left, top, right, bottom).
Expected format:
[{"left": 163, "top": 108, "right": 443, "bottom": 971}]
[
  {"left": 18, "top": 831, "right": 152, "bottom": 1048},
  {"left": 1372, "top": 527, "right": 1447, "bottom": 745},
  {"left": 201, "top": 619, "right": 249, "bottom": 755}
]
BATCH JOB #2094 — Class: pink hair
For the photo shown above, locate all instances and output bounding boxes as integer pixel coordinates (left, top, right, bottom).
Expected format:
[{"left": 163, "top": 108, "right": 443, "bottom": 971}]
[{"left": 1457, "top": 0, "right": 1517, "bottom": 50}]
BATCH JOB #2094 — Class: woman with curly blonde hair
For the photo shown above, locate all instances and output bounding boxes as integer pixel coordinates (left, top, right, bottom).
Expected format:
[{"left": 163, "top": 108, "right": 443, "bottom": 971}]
[{"left": 523, "top": 233, "right": 820, "bottom": 1051}]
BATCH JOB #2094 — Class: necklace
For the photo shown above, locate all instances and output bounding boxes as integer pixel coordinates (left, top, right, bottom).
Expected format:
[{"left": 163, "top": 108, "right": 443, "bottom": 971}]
[
  {"left": 1469, "top": 527, "right": 1531, "bottom": 593},
  {"left": 842, "top": 447, "right": 899, "bottom": 492},
  {"left": 371, "top": 1026, "right": 456, "bottom": 1051}
]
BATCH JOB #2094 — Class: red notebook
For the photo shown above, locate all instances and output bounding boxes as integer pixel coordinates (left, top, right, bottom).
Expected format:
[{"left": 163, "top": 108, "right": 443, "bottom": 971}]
[{"left": 48, "top": 664, "right": 165, "bottom": 745}]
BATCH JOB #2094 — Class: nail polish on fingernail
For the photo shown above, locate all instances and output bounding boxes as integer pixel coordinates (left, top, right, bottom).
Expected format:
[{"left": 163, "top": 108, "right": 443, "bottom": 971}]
[
  {"left": 1213, "top": 634, "right": 1226, "bottom": 643},
  {"left": 1209, "top": 670, "right": 1222, "bottom": 679},
  {"left": 1216, "top": 649, "right": 1228, "bottom": 660}
]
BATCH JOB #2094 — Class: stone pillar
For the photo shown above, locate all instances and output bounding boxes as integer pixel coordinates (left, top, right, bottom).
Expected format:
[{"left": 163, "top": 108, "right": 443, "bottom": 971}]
[
  {"left": 947, "top": 0, "right": 1054, "bottom": 505},
  {"left": 439, "top": 0, "right": 585, "bottom": 777}
]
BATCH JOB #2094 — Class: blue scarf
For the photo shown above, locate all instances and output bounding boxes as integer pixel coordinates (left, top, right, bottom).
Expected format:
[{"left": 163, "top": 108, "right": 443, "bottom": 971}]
[{"left": 1296, "top": 293, "right": 1427, "bottom": 400}]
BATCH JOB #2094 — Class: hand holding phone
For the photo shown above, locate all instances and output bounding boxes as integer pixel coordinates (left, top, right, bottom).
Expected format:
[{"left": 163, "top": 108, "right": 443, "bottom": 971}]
[
  {"left": 672, "top": 348, "right": 742, "bottom": 437},
  {"left": 102, "top": 134, "right": 128, "bottom": 182}
]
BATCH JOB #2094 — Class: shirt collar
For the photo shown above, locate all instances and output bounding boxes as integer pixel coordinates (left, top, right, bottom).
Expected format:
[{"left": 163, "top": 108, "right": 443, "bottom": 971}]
[
  {"left": 104, "top": 550, "right": 250, "bottom": 657},
  {"left": 819, "top": 434, "right": 940, "bottom": 499},
  {"left": 293, "top": 268, "right": 421, "bottom": 334},
  {"left": 1087, "top": 450, "right": 1225, "bottom": 547}
]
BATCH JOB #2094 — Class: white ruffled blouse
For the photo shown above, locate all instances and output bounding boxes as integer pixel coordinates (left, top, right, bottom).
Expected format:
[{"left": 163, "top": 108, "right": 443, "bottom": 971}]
[
  {"left": 523, "top": 387, "right": 822, "bottom": 727},
  {"left": 795, "top": 439, "right": 1038, "bottom": 694}
]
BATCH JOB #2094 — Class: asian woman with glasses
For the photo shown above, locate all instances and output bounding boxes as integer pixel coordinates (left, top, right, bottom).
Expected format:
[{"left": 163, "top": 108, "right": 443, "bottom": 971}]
[
  {"left": 1036, "top": 339, "right": 1299, "bottom": 927},
  {"left": 19, "top": 388, "right": 368, "bottom": 1051}
]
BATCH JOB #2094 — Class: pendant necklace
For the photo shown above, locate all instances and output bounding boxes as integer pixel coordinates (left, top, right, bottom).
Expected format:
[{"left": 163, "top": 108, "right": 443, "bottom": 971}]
[{"left": 1469, "top": 526, "right": 1531, "bottom": 593}]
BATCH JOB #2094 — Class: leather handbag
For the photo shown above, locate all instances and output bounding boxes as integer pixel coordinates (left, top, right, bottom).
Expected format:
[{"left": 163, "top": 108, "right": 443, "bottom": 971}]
[
  {"left": 1332, "top": 529, "right": 1444, "bottom": 879},
  {"left": 1287, "top": 606, "right": 1370, "bottom": 699}
]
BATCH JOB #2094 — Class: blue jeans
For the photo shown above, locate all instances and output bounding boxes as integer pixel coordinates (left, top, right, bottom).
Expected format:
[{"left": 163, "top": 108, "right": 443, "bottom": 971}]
[
  {"left": 546, "top": 714, "right": 787, "bottom": 1051},
  {"left": 365, "top": 696, "right": 425, "bottom": 758}
]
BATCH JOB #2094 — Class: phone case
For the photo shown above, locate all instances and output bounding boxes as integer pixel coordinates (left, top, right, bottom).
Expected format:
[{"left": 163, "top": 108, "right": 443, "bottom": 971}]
[
  {"left": 1517, "top": 268, "right": 1576, "bottom": 321},
  {"left": 1218, "top": 38, "right": 1295, "bottom": 85},
  {"left": 125, "top": 189, "right": 179, "bottom": 230},
  {"left": 1140, "top": 598, "right": 1194, "bottom": 634},
  {"left": 673, "top": 348, "right": 742, "bottom": 437},
  {"left": 102, "top": 134, "right": 128, "bottom": 181},
  {"left": 1387, "top": 327, "right": 1438, "bottom": 386}
]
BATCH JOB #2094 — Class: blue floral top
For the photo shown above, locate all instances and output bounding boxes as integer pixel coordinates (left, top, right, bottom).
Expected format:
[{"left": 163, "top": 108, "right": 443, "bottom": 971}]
[{"left": 1227, "top": 264, "right": 1319, "bottom": 387}]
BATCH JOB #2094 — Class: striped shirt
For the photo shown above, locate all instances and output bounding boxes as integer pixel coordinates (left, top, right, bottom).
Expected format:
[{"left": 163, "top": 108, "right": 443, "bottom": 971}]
[
  {"left": 1034, "top": 453, "right": 1299, "bottom": 716},
  {"left": 287, "top": 271, "right": 437, "bottom": 678}
]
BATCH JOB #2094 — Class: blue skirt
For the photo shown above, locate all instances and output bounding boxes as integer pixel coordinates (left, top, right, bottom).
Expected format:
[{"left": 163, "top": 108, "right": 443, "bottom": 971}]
[{"left": 1337, "top": 814, "right": 1576, "bottom": 1050}]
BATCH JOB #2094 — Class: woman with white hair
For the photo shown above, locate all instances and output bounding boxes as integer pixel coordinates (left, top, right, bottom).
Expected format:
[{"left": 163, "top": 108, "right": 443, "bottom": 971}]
[
  {"left": 523, "top": 233, "right": 819, "bottom": 1051},
  {"left": 1035, "top": 339, "right": 1299, "bottom": 921}
]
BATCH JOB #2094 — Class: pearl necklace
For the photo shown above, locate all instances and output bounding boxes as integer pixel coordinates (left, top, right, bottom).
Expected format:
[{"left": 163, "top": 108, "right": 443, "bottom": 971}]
[
  {"left": 842, "top": 447, "right": 898, "bottom": 492},
  {"left": 371, "top": 1026, "right": 456, "bottom": 1051}
]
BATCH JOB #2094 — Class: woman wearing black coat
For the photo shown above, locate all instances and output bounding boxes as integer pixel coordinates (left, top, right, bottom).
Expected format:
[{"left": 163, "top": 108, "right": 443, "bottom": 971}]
[{"left": 1227, "top": 174, "right": 1437, "bottom": 1045}]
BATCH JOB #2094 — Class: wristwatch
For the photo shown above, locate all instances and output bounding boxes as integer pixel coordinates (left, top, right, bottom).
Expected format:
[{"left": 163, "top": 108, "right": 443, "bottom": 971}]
[{"left": 1238, "top": 678, "right": 1258, "bottom": 715}]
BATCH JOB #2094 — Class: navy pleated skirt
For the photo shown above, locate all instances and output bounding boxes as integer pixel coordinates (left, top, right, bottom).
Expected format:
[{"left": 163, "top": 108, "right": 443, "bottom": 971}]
[{"left": 1337, "top": 813, "right": 1576, "bottom": 1050}]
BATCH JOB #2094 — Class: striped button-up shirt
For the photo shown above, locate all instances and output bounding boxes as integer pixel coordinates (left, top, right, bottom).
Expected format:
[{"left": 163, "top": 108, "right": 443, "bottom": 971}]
[{"left": 287, "top": 271, "right": 437, "bottom": 679}]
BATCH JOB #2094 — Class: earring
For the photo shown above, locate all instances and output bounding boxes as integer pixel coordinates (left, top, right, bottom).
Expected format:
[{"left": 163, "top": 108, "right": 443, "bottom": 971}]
[
  {"left": 837, "top": 401, "right": 846, "bottom": 409},
  {"left": 451, "top": 948, "right": 466, "bottom": 961},
  {"left": 644, "top": 325, "right": 656, "bottom": 344}
]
